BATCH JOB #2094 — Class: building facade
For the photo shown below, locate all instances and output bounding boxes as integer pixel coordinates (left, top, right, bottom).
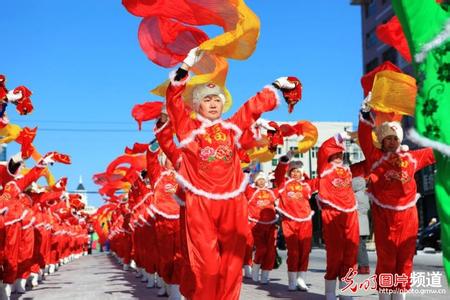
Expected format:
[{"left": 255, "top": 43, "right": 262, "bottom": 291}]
[
  {"left": 351, "top": 0, "right": 438, "bottom": 227},
  {"left": 76, "top": 176, "right": 97, "bottom": 215}
]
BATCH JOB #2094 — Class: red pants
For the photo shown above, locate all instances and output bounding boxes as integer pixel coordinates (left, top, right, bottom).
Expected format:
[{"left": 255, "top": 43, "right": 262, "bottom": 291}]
[
  {"left": 132, "top": 226, "right": 143, "bottom": 268},
  {"left": 179, "top": 207, "right": 196, "bottom": 298},
  {"left": 252, "top": 223, "right": 276, "bottom": 270},
  {"left": 141, "top": 221, "right": 159, "bottom": 274},
  {"left": 322, "top": 208, "right": 359, "bottom": 280},
  {"left": 243, "top": 223, "right": 254, "bottom": 266},
  {"left": 373, "top": 204, "right": 417, "bottom": 291},
  {"left": 2, "top": 223, "right": 21, "bottom": 284},
  {"left": 282, "top": 219, "right": 312, "bottom": 272},
  {"left": 185, "top": 193, "right": 248, "bottom": 300},
  {"left": 154, "top": 215, "right": 182, "bottom": 285},
  {"left": 50, "top": 236, "right": 60, "bottom": 265},
  {"left": 119, "top": 232, "right": 132, "bottom": 265},
  {"left": 17, "top": 226, "right": 35, "bottom": 279}
]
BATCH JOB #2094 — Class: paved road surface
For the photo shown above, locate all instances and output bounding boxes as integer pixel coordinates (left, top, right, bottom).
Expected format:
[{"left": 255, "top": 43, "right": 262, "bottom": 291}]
[{"left": 11, "top": 249, "right": 448, "bottom": 299}]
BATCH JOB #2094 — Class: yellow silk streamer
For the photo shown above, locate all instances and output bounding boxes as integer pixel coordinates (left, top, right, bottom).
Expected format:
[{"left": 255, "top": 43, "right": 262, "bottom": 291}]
[{"left": 370, "top": 70, "right": 417, "bottom": 116}]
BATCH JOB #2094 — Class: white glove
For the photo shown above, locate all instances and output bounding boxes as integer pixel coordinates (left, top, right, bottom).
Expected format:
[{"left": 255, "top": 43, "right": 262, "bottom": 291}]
[
  {"left": 286, "top": 150, "right": 296, "bottom": 160},
  {"left": 183, "top": 47, "right": 204, "bottom": 68},
  {"left": 361, "top": 91, "right": 372, "bottom": 112},
  {"left": 6, "top": 89, "right": 23, "bottom": 103},
  {"left": 339, "top": 131, "right": 352, "bottom": 141},
  {"left": 273, "top": 77, "right": 296, "bottom": 90}
]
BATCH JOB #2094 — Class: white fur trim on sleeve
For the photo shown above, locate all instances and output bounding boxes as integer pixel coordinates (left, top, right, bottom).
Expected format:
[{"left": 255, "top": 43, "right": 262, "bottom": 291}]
[
  {"left": 264, "top": 85, "right": 281, "bottom": 108},
  {"left": 22, "top": 217, "right": 36, "bottom": 230},
  {"left": 145, "top": 207, "right": 155, "bottom": 219},
  {"left": 138, "top": 215, "right": 152, "bottom": 226},
  {"left": 5, "top": 209, "right": 29, "bottom": 226},
  {"left": 154, "top": 119, "right": 170, "bottom": 135}
]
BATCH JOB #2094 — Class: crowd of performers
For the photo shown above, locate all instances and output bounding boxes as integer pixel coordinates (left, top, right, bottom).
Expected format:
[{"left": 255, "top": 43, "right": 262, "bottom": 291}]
[
  {"left": 102, "top": 48, "right": 436, "bottom": 300},
  {"left": 0, "top": 75, "right": 90, "bottom": 300}
]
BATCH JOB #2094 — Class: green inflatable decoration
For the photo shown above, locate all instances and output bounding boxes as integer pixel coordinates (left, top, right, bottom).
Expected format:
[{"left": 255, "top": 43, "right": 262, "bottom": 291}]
[{"left": 391, "top": 0, "right": 450, "bottom": 283}]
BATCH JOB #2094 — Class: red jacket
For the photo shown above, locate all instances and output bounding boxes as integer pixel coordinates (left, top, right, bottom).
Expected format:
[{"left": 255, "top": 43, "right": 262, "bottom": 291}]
[
  {"left": 166, "top": 74, "right": 280, "bottom": 200},
  {"left": 316, "top": 136, "right": 356, "bottom": 212},
  {"left": 358, "top": 118, "right": 435, "bottom": 210},
  {"left": 147, "top": 148, "right": 179, "bottom": 219},
  {"left": 245, "top": 185, "right": 278, "bottom": 224},
  {"left": 274, "top": 160, "right": 317, "bottom": 221}
]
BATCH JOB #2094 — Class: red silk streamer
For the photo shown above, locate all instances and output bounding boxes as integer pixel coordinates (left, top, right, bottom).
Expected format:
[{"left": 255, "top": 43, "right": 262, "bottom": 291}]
[{"left": 131, "top": 101, "right": 163, "bottom": 130}]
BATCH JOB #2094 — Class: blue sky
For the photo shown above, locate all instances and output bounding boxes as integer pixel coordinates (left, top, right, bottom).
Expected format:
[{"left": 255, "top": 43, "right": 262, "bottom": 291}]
[{"left": 1, "top": 1, "right": 363, "bottom": 207}]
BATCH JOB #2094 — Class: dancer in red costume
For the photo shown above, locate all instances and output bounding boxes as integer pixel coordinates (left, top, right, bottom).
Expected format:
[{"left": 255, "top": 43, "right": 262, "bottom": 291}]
[
  {"left": 359, "top": 97, "right": 435, "bottom": 300},
  {"left": 146, "top": 143, "right": 182, "bottom": 298},
  {"left": 274, "top": 152, "right": 317, "bottom": 291},
  {"left": 244, "top": 171, "right": 278, "bottom": 285},
  {"left": 316, "top": 134, "right": 359, "bottom": 300},
  {"left": 165, "top": 47, "right": 297, "bottom": 300},
  {"left": 0, "top": 152, "right": 67, "bottom": 298}
]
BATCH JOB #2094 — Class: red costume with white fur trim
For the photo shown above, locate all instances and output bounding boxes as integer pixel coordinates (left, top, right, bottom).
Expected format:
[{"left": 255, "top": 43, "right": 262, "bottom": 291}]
[
  {"left": 317, "top": 135, "right": 359, "bottom": 280},
  {"left": 146, "top": 147, "right": 181, "bottom": 286},
  {"left": 274, "top": 161, "right": 317, "bottom": 272},
  {"left": 0, "top": 164, "right": 45, "bottom": 284},
  {"left": 244, "top": 184, "right": 278, "bottom": 271},
  {"left": 154, "top": 119, "right": 197, "bottom": 297},
  {"left": 358, "top": 117, "right": 435, "bottom": 290},
  {"left": 166, "top": 72, "right": 280, "bottom": 300}
]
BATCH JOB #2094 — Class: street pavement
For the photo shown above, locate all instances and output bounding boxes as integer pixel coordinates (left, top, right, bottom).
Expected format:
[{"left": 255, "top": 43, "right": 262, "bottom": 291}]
[{"left": 11, "top": 248, "right": 448, "bottom": 299}]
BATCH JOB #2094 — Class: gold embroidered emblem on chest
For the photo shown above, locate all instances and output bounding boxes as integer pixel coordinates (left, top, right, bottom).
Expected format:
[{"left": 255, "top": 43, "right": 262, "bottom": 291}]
[
  {"left": 202, "top": 124, "right": 228, "bottom": 144},
  {"left": 335, "top": 167, "right": 347, "bottom": 177},
  {"left": 387, "top": 156, "right": 409, "bottom": 169}
]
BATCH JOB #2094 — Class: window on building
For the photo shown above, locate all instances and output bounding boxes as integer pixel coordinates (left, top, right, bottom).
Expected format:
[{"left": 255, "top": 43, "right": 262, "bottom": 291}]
[
  {"left": 311, "top": 146, "right": 319, "bottom": 158},
  {"left": 277, "top": 147, "right": 282, "bottom": 154},
  {"left": 397, "top": 53, "right": 410, "bottom": 69},
  {"left": 0, "top": 146, "right": 5, "bottom": 162},
  {"left": 364, "top": 0, "right": 377, "bottom": 19},
  {"left": 294, "top": 153, "right": 300, "bottom": 158},
  {"left": 382, "top": 47, "right": 398, "bottom": 65},
  {"left": 365, "top": 57, "right": 379, "bottom": 73},
  {"left": 365, "top": 28, "right": 378, "bottom": 49},
  {"left": 300, "top": 153, "right": 304, "bottom": 158},
  {"left": 311, "top": 170, "right": 317, "bottom": 179},
  {"left": 272, "top": 159, "right": 278, "bottom": 166}
]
